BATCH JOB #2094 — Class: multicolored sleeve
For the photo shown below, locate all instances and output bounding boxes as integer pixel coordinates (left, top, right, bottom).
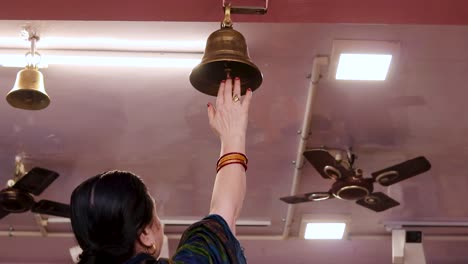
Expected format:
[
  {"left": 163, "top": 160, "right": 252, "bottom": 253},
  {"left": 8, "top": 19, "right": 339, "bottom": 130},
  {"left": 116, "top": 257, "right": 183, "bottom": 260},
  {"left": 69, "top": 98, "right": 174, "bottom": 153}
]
[{"left": 171, "top": 214, "right": 247, "bottom": 264}]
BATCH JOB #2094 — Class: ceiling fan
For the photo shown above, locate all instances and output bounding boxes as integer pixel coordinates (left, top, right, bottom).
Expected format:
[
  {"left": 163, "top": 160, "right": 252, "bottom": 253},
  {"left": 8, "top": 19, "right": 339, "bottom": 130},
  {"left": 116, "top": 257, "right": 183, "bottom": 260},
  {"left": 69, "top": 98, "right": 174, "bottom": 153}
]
[
  {"left": 0, "top": 157, "right": 70, "bottom": 220},
  {"left": 280, "top": 148, "right": 431, "bottom": 212}
]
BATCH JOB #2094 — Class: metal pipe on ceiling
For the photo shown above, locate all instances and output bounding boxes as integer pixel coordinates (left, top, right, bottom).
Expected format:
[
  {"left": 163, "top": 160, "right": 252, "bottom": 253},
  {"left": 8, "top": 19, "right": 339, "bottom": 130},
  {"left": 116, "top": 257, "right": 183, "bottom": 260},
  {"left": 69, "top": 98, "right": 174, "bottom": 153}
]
[{"left": 281, "top": 56, "right": 329, "bottom": 239}]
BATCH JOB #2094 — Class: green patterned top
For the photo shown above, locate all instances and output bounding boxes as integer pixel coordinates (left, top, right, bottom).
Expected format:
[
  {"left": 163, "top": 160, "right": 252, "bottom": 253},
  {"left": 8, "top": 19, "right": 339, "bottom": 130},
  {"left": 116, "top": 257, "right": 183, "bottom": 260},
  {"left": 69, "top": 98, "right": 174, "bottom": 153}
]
[{"left": 125, "top": 215, "right": 247, "bottom": 264}]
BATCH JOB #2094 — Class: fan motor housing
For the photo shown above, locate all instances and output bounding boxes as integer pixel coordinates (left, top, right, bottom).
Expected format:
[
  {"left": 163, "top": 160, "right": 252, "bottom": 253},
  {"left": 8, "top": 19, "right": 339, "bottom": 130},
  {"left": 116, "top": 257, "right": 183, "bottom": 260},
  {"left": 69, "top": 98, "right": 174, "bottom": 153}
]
[
  {"left": 331, "top": 178, "right": 374, "bottom": 200},
  {"left": 0, "top": 188, "right": 34, "bottom": 213}
]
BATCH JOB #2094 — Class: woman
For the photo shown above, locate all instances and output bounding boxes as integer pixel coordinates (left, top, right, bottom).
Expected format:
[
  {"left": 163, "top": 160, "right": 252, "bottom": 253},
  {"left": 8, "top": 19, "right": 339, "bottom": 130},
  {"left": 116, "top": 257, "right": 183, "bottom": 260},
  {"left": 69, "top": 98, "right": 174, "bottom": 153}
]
[{"left": 70, "top": 77, "right": 253, "bottom": 264}]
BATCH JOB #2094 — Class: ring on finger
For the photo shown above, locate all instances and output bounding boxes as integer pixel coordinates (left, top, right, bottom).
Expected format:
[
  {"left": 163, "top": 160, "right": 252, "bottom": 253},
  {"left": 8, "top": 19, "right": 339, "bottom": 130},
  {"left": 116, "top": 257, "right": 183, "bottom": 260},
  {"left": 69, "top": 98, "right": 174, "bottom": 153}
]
[{"left": 233, "top": 94, "right": 240, "bottom": 102}]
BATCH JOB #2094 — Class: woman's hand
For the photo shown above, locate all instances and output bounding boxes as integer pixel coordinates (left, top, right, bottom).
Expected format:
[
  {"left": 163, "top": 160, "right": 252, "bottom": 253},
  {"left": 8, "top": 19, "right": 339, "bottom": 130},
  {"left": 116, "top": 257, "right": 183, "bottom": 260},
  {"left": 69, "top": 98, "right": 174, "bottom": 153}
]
[{"left": 207, "top": 77, "right": 253, "bottom": 148}]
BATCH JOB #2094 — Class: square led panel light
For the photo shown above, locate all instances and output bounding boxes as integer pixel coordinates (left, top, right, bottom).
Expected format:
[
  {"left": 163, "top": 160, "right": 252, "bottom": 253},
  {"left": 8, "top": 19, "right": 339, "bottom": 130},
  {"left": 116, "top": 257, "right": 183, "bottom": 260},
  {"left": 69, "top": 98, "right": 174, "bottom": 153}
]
[
  {"left": 329, "top": 40, "right": 400, "bottom": 81},
  {"left": 336, "top": 53, "right": 392, "bottom": 80},
  {"left": 304, "top": 222, "right": 346, "bottom": 239}
]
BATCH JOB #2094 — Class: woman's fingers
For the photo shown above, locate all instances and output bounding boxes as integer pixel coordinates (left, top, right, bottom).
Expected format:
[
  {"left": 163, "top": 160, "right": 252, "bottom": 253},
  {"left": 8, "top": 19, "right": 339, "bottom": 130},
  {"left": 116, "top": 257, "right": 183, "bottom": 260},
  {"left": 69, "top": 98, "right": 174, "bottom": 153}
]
[
  {"left": 208, "top": 78, "right": 252, "bottom": 140},
  {"left": 216, "top": 80, "right": 225, "bottom": 106},
  {"left": 242, "top": 88, "right": 253, "bottom": 113},
  {"left": 207, "top": 103, "right": 216, "bottom": 123},
  {"left": 233, "top": 77, "right": 241, "bottom": 100},
  {"left": 224, "top": 78, "right": 233, "bottom": 104}
]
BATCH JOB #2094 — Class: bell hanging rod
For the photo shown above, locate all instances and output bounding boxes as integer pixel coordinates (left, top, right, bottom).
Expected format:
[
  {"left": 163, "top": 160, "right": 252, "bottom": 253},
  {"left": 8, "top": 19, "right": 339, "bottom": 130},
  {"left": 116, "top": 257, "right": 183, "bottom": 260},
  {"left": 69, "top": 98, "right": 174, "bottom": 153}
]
[{"left": 222, "top": 0, "right": 269, "bottom": 15}]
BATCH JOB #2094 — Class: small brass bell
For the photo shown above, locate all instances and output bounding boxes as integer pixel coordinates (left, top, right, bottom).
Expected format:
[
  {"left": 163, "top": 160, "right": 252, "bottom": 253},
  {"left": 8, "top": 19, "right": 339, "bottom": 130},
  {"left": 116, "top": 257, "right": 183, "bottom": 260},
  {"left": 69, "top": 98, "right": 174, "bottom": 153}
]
[
  {"left": 190, "top": 5, "right": 263, "bottom": 96},
  {"left": 6, "top": 66, "right": 50, "bottom": 110}
]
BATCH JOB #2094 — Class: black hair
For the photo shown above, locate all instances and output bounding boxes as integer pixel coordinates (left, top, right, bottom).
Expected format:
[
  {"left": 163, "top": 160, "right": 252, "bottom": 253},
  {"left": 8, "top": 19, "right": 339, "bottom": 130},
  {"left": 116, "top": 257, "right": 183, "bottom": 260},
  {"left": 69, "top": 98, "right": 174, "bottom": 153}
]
[{"left": 70, "top": 170, "right": 154, "bottom": 264}]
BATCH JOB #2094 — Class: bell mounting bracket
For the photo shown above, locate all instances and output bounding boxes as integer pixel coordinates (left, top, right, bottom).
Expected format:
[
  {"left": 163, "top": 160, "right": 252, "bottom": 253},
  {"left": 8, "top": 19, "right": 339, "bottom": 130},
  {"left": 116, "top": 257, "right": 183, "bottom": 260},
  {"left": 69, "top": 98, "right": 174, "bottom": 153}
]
[
  {"left": 19, "top": 27, "right": 41, "bottom": 68},
  {"left": 223, "top": 0, "right": 269, "bottom": 15},
  {"left": 222, "top": 1, "right": 268, "bottom": 28},
  {"left": 20, "top": 26, "right": 40, "bottom": 42}
]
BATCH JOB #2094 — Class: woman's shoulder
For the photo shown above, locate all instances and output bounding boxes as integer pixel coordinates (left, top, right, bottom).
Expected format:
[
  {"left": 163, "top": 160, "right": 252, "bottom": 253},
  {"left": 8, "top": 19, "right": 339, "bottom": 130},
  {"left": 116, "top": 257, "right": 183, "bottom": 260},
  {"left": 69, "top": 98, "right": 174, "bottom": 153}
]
[
  {"left": 184, "top": 215, "right": 230, "bottom": 234},
  {"left": 172, "top": 214, "right": 246, "bottom": 264},
  {"left": 128, "top": 216, "right": 246, "bottom": 264}
]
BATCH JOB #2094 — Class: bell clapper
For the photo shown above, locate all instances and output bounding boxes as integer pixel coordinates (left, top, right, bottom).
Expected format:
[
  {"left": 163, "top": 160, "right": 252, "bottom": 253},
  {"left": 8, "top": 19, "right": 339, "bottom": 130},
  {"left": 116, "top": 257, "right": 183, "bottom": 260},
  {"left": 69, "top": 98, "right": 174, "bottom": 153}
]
[
  {"left": 225, "top": 68, "right": 236, "bottom": 96},
  {"left": 225, "top": 68, "right": 232, "bottom": 80}
]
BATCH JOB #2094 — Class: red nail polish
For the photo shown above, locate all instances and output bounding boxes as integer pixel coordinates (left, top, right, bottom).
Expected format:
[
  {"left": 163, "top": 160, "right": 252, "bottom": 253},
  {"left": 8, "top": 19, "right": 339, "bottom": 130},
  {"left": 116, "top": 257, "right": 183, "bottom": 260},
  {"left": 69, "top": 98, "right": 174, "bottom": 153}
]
[
  {"left": 247, "top": 88, "right": 252, "bottom": 92},
  {"left": 221, "top": 80, "right": 226, "bottom": 83},
  {"left": 207, "top": 103, "right": 210, "bottom": 107},
  {"left": 235, "top": 77, "right": 240, "bottom": 80}
]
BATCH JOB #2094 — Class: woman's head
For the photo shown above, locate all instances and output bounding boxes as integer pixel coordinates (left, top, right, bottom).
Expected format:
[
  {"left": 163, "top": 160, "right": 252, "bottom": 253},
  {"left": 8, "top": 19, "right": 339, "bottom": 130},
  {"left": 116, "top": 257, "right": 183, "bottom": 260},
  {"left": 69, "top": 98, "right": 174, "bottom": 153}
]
[{"left": 70, "top": 170, "right": 164, "bottom": 264}]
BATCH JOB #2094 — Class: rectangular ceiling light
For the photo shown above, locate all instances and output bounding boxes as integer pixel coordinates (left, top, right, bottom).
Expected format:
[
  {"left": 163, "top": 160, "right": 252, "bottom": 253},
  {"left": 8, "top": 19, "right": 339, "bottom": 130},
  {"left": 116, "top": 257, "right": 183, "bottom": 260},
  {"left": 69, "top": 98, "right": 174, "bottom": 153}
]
[
  {"left": 300, "top": 214, "right": 350, "bottom": 240},
  {"left": 0, "top": 50, "right": 202, "bottom": 68},
  {"left": 329, "top": 40, "right": 400, "bottom": 81},
  {"left": 0, "top": 37, "right": 206, "bottom": 52},
  {"left": 304, "top": 222, "right": 346, "bottom": 239},
  {"left": 336, "top": 53, "right": 393, "bottom": 81}
]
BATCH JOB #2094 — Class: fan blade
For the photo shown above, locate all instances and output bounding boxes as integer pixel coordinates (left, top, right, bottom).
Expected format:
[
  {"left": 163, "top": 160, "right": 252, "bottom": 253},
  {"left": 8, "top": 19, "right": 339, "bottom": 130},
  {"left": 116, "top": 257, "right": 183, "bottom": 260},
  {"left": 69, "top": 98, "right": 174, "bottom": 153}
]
[
  {"left": 303, "top": 149, "right": 353, "bottom": 180},
  {"left": 13, "top": 167, "right": 59, "bottom": 196},
  {"left": 0, "top": 207, "right": 9, "bottom": 220},
  {"left": 371, "top": 156, "right": 431, "bottom": 186},
  {"left": 356, "top": 192, "right": 400, "bottom": 212},
  {"left": 280, "top": 192, "right": 333, "bottom": 204},
  {"left": 32, "top": 200, "right": 70, "bottom": 218}
]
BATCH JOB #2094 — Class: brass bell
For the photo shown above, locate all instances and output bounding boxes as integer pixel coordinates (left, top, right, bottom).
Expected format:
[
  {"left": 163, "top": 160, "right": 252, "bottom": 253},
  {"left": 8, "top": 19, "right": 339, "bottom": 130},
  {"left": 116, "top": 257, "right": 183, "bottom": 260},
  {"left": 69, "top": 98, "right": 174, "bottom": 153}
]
[
  {"left": 6, "top": 66, "right": 50, "bottom": 110},
  {"left": 190, "top": 5, "right": 263, "bottom": 96}
]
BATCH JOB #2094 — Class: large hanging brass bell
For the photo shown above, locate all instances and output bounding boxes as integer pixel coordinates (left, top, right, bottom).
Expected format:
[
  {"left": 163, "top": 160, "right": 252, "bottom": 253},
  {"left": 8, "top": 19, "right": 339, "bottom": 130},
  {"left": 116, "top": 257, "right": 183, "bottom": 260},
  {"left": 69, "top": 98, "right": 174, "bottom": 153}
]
[
  {"left": 190, "top": 5, "right": 263, "bottom": 96},
  {"left": 6, "top": 66, "right": 50, "bottom": 110}
]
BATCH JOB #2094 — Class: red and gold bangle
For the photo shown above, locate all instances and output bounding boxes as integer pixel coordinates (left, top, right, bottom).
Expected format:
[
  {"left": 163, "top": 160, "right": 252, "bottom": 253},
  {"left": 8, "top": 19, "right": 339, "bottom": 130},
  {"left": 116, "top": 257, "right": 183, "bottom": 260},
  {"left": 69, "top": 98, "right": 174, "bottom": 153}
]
[
  {"left": 216, "top": 160, "right": 248, "bottom": 173},
  {"left": 217, "top": 152, "right": 248, "bottom": 167},
  {"left": 216, "top": 152, "right": 248, "bottom": 173}
]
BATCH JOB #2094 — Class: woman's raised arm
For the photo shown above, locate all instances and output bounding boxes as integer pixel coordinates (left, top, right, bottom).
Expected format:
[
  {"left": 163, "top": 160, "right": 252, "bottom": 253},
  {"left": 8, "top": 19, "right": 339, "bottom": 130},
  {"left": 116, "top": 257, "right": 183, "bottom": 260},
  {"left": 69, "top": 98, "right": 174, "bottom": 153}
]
[{"left": 206, "top": 77, "right": 252, "bottom": 234}]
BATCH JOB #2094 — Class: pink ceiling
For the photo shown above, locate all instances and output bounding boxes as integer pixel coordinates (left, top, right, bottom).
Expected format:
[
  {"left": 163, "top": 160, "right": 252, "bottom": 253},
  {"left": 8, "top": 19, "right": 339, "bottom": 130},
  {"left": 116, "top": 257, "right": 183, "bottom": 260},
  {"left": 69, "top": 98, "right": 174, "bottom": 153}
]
[
  {"left": 0, "top": 6, "right": 467, "bottom": 264},
  {"left": 1, "top": 0, "right": 468, "bottom": 25}
]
